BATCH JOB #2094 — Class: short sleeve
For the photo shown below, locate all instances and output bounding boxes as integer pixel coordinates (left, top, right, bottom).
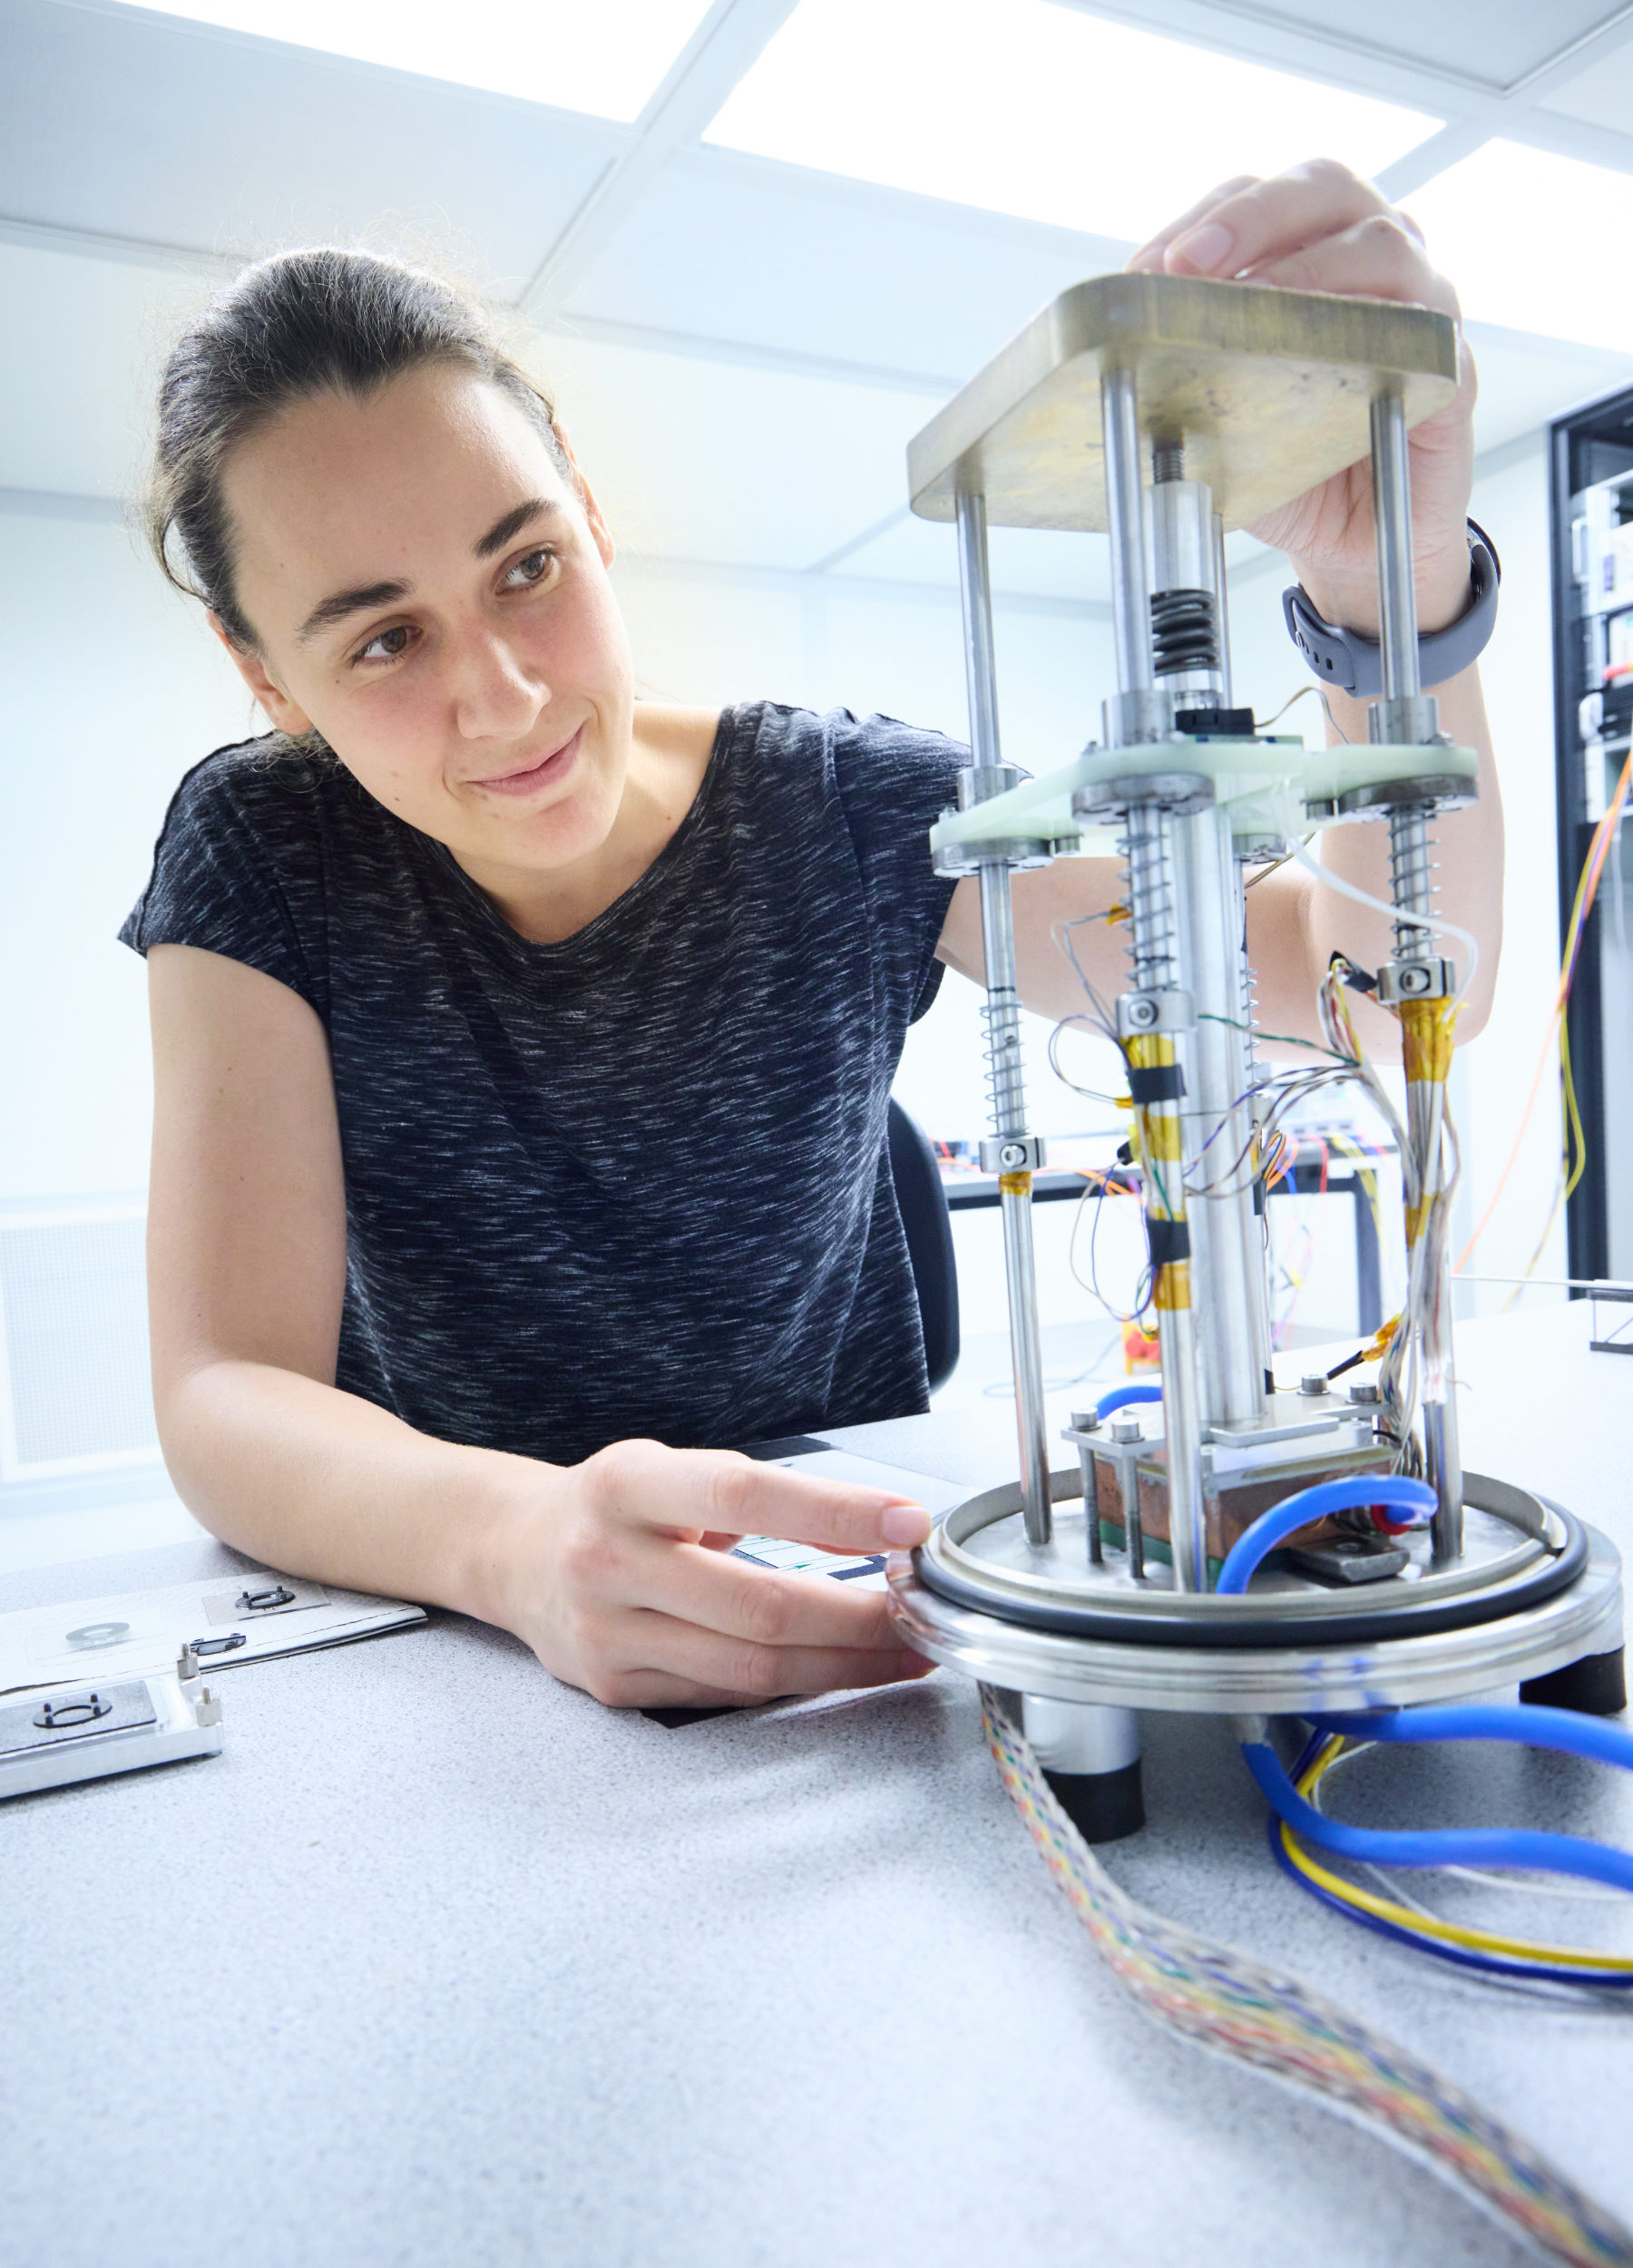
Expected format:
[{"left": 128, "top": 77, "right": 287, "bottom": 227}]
[
  {"left": 826, "top": 710, "right": 970, "bottom": 1022},
  {"left": 118, "top": 743, "right": 329, "bottom": 1020}
]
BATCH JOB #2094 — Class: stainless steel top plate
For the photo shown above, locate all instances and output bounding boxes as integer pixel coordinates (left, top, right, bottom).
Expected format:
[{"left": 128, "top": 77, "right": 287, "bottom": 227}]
[
  {"left": 906, "top": 272, "right": 1459, "bottom": 533},
  {"left": 934, "top": 1468, "right": 1555, "bottom": 1625}
]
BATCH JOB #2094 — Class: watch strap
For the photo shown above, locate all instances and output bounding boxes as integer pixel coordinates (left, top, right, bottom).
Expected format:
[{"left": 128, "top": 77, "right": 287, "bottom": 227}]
[{"left": 1283, "top": 520, "right": 1501, "bottom": 697}]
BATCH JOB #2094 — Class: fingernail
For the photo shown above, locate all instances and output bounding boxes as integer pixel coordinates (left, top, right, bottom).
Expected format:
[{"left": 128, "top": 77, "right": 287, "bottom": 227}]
[
  {"left": 1127, "top": 244, "right": 1159, "bottom": 272},
  {"left": 1168, "top": 220, "right": 1234, "bottom": 275},
  {"left": 881, "top": 1502, "right": 930, "bottom": 1547}
]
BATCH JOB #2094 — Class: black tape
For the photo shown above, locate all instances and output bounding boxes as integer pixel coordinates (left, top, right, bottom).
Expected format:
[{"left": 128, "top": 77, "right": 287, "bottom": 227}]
[
  {"left": 1128, "top": 1063, "right": 1186, "bottom": 1104},
  {"left": 1146, "top": 1217, "right": 1191, "bottom": 1266}
]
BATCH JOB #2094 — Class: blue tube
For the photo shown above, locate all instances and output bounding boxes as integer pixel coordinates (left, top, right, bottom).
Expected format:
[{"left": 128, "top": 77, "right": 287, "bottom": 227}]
[
  {"left": 1095, "top": 1382, "right": 1163, "bottom": 1422},
  {"left": 1264, "top": 1812, "right": 1633, "bottom": 1987},
  {"left": 1242, "top": 1736, "right": 1633, "bottom": 1894},
  {"left": 1214, "top": 1476, "right": 1436, "bottom": 1594},
  {"left": 1311, "top": 1703, "right": 1633, "bottom": 1775}
]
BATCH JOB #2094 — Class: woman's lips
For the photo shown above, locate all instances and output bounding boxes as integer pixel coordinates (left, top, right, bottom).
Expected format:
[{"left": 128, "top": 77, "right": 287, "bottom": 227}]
[{"left": 472, "top": 723, "right": 583, "bottom": 797}]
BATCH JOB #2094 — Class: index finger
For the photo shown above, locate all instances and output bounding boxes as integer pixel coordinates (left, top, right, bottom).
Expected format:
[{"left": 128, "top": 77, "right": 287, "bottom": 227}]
[
  {"left": 603, "top": 1442, "right": 934, "bottom": 1555},
  {"left": 1127, "top": 174, "right": 1260, "bottom": 273},
  {"left": 1157, "top": 157, "right": 1389, "bottom": 279}
]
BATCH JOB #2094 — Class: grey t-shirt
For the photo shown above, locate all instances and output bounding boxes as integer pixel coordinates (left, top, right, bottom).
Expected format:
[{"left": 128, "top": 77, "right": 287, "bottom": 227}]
[{"left": 121, "top": 701, "right": 964, "bottom": 1465}]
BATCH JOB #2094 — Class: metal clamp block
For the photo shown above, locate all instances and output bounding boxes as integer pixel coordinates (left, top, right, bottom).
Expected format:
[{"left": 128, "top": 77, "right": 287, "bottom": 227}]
[
  {"left": 1378, "top": 955, "right": 1457, "bottom": 1002},
  {"left": 1117, "top": 988, "right": 1194, "bottom": 1039},
  {"left": 979, "top": 1134, "right": 1046, "bottom": 1174}
]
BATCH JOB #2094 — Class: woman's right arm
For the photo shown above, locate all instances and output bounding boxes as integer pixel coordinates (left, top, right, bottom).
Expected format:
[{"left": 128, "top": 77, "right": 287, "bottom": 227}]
[{"left": 145, "top": 944, "right": 932, "bottom": 1707}]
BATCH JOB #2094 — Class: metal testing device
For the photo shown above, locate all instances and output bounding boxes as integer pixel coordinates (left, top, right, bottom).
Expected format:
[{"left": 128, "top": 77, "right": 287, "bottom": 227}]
[{"left": 885, "top": 272, "right": 1626, "bottom": 1840}]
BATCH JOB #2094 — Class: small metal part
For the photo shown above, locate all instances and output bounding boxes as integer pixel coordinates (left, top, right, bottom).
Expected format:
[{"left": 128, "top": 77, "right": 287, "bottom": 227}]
[
  {"left": 176, "top": 1643, "right": 200, "bottom": 1682},
  {"left": 1070, "top": 1409, "right": 1101, "bottom": 1433},
  {"left": 933, "top": 834, "right": 1054, "bottom": 876},
  {"left": 1285, "top": 1535, "right": 1412, "bottom": 1586},
  {"left": 1116, "top": 987, "right": 1194, "bottom": 1038},
  {"left": 191, "top": 1632, "right": 248, "bottom": 1657},
  {"left": 1377, "top": 955, "right": 1457, "bottom": 1002},
  {"left": 1348, "top": 1382, "right": 1382, "bottom": 1405},
  {"left": 1299, "top": 1374, "right": 1330, "bottom": 1398},
  {"left": 1110, "top": 1416, "right": 1143, "bottom": 1445},
  {"left": 978, "top": 1134, "right": 1045, "bottom": 1174},
  {"left": 237, "top": 1585, "right": 297, "bottom": 1613},
  {"left": 1368, "top": 693, "right": 1442, "bottom": 748}
]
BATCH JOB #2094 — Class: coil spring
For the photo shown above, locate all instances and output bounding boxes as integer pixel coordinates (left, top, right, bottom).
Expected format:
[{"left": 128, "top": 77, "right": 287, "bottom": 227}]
[
  {"left": 1120, "top": 805, "right": 1179, "bottom": 995},
  {"left": 1388, "top": 806, "right": 1438, "bottom": 961},
  {"left": 983, "top": 989, "right": 1027, "bottom": 1139},
  {"left": 1151, "top": 587, "right": 1220, "bottom": 676},
  {"left": 1240, "top": 938, "right": 1265, "bottom": 1085}
]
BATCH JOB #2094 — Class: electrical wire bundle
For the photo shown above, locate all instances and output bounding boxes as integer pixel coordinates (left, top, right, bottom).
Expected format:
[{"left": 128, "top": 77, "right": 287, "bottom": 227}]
[
  {"left": 1458, "top": 747, "right": 1633, "bottom": 1293},
  {"left": 1266, "top": 1725, "right": 1633, "bottom": 1990},
  {"left": 981, "top": 1684, "right": 1633, "bottom": 2268}
]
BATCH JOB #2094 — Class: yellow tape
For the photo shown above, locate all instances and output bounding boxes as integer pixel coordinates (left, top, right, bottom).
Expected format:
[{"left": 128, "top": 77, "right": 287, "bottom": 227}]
[
  {"left": 1153, "top": 1260, "right": 1191, "bottom": 1312},
  {"left": 1399, "top": 996, "right": 1458, "bottom": 1086},
  {"left": 1139, "top": 1112, "right": 1184, "bottom": 1162},
  {"left": 998, "top": 1170, "right": 1032, "bottom": 1198}
]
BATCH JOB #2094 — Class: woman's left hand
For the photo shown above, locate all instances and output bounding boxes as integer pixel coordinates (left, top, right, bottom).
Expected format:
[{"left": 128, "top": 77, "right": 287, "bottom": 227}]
[{"left": 1127, "top": 157, "right": 1477, "bottom": 638}]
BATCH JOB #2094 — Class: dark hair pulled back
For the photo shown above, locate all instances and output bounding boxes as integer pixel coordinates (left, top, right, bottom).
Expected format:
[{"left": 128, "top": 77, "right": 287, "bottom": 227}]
[{"left": 146, "top": 246, "right": 570, "bottom": 650}]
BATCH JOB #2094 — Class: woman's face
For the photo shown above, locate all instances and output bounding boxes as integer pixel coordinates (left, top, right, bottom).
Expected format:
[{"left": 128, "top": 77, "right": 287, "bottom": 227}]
[{"left": 215, "top": 364, "right": 634, "bottom": 882}]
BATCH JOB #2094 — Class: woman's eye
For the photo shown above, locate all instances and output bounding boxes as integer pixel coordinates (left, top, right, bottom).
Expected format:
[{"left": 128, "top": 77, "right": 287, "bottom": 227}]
[
  {"left": 504, "top": 547, "right": 556, "bottom": 590},
  {"left": 355, "top": 624, "right": 414, "bottom": 666}
]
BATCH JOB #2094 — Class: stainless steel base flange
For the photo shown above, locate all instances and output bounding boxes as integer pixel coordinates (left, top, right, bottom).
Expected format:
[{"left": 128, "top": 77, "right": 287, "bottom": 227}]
[{"left": 885, "top": 1469, "right": 1623, "bottom": 1715}]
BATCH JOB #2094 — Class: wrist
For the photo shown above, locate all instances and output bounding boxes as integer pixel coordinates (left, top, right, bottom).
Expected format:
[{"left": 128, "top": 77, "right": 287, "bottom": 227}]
[
  {"left": 1295, "top": 546, "right": 1473, "bottom": 640},
  {"left": 442, "top": 1443, "right": 558, "bottom": 1631}
]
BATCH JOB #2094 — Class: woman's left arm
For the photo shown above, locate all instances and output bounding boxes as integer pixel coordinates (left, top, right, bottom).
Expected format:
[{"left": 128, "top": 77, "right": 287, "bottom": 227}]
[{"left": 935, "top": 158, "right": 1501, "bottom": 1058}]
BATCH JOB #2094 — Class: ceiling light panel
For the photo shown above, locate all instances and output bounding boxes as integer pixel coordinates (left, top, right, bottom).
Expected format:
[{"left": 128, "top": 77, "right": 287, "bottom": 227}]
[
  {"left": 1406, "top": 142, "right": 1633, "bottom": 356},
  {"left": 121, "top": 0, "right": 716, "bottom": 122},
  {"left": 704, "top": 0, "right": 1441, "bottom": 243}
]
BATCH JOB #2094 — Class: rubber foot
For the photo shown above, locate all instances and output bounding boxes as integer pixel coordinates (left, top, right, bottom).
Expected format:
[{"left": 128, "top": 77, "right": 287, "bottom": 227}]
[
  {"left": 1043, "top": 1758, "right": 1146, "bottom": 1843},
  {"left": 1520, "top": 1647, "right": 1628, "bottom": 1717}
]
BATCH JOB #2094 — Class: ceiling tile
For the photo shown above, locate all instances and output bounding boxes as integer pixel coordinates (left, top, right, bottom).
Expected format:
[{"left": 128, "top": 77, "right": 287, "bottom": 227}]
[
  {"left": 1539, "top": 37, "right": 1633, "bottom": 133},
  {"left": 1199, "top": 0, "right": 1620, "bottom": 91},
  {"left": 1, "top": 0, "right": 619, "bottom": 281},
  {"left": 564, "top": 150, "right": 1131, "bottom": 388}
]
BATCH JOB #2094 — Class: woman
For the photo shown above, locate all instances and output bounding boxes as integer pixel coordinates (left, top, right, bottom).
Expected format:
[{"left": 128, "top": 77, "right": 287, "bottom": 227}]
[{"left": 127, "top": 159, "right": 1501, "bottom": 1710}]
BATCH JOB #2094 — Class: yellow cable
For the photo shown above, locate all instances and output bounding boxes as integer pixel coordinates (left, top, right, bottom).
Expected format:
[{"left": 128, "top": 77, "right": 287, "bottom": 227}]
[{"left": 1279, "top": 1741, "right": 1633, "bottom": 1973}]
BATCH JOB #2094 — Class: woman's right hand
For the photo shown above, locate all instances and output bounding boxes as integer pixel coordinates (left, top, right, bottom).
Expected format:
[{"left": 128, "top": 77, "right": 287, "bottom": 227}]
[{"left": 493, "top": 1438, "right": 936, "bottom": 1709}]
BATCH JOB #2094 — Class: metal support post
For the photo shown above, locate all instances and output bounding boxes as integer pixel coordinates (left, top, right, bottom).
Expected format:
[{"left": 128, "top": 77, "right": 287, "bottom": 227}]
[
  {"left": 954, "top": 481, "right": 1051, "bottom": 1551},
  {"left": 1369, "top": 388, "right": 1463, "bottom": 1559},
  {"left": 1173, "top": 805, "right": 1270, "bottom": 1428}
]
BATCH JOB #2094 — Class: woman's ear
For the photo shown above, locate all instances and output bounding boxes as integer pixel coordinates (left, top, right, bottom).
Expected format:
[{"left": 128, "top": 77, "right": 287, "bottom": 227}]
[
  {"left": 552, "top": 421, "right": 615, "bottom": 570},
  {"left": 207, "top": 614, "right": 316, "bottom": 736}
]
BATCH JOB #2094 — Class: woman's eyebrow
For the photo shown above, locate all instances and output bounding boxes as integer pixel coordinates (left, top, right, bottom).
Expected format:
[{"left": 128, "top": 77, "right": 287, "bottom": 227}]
[
  {"left": 294, "top": 500, "right": 562, "bottom": 645},
  {"left": 473, "top": 496, "right": 559, "bottom": 559},
  {"left": 296, "top": 578, "right": 412, "bottom": 646}
]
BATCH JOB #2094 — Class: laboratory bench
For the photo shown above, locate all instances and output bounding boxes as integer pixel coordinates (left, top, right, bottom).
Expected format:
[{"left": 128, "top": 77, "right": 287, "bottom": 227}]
[{"left": 1, "top": 1299, "right": 1628, "bottom": 2268}]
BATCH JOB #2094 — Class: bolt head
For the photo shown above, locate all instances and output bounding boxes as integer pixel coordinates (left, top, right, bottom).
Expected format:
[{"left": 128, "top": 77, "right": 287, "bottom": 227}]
[
  {"left": 1129, "top": 999, "right": 1157, "bottom": 1029},
  {"left": 1299, "top": 1374, "right": 1329, "bottom": 1396},
  {"left": 1000, "top": 1141, "right": 1026, "bottom": 1168},
  {"left": 1071, "top": 1410, "right": 1100, "bottom": 1432},
  {"left": 1110, "top": 1416, "right": 1143, "bottom": 1443},
  {"left": 1348, "top": 1383, "right": 1381, "bottom": 1405}
]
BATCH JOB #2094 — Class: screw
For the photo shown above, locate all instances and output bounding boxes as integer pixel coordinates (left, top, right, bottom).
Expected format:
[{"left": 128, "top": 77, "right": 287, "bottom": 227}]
[
  {"left": 1348, "top": 1382, "right": 1381, "bottom": 1405},
  {"left": 1000, "top": 1141, "right": 1027, "bottom": 1168},
  {"left": 1299, "top": 1374, "right": 1329, "bottom": 1396},
  {"left": 1071, "top": 1409, "right": 1101, "bottom": 1432},
  {"left": 1110, "top": 1416, "right": 1143, "bottom": 1444},
  {"left": 1128, "top": 998, "right": 1157, "bottom": 1029}
]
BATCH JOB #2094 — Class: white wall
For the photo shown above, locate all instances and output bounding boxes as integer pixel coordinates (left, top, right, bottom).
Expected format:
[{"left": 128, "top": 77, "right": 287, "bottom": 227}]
[{"left": 0, "top": 495, "right": 254, "bottom": 1199}]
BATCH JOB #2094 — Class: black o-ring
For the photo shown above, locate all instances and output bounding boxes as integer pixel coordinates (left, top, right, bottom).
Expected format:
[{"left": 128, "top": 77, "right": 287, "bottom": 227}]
[
  {"left": 190, "top": 1632, "right": 248, "bottom": 1657},
  {"left": 913, "top": 1508, "right": 1590, "bottom": 1650}
]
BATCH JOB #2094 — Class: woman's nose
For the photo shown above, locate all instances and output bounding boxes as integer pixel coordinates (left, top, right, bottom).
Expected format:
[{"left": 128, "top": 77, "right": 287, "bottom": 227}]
[{"left": 450, "top": 631, "right": 548, "bottom": 740}]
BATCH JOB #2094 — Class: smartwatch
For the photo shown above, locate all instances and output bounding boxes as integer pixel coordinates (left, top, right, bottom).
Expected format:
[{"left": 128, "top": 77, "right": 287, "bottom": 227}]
[{"left": 1283, "top": 519, "right": 1501, "bottom": 696}]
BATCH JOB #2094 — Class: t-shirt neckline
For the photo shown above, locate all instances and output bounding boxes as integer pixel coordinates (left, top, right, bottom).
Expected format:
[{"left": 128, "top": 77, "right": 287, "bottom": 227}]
[{"left": 420, "top": 703, "right": 739, "bottom": 965}]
